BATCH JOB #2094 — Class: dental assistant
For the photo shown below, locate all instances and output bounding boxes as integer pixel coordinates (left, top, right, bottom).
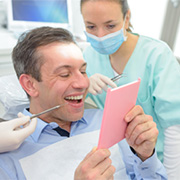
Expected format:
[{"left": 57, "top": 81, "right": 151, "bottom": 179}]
[{"left": 80, "top": 0, "right": 180, "bottom": 179}]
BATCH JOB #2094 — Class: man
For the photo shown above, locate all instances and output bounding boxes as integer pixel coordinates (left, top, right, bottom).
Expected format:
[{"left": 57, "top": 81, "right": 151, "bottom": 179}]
[{"left": 0, "top": 27, "right": 167, "bottom": 179}]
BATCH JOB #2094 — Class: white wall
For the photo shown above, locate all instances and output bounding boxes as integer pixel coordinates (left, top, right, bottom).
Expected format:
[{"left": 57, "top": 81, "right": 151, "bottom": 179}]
[
  {"left": 70, "top": 0, "right": 169, "bottom": 40},
  {"left": 71, "top": 0, "right": 180, "bottom": 59},
  {"left": 70, "top": 0, "right": 85, "bottom": 38},
  {"left": 0, "top": 0, "right": 171, "bottom": 40},
  {"left": 125, "top": 0, "right": 168, "bottom": 39},
  {"left": 174, "top": 21, "right": 180, "bottom": 58},
  {"left": 0, "top": 0, "right": 179, "bottom": 56}
]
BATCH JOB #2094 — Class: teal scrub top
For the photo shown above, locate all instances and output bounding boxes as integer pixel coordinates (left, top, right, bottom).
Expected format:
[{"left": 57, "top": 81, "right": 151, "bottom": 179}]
[{"left": 83, "top": 34, "right": 180, "bottom": 161}]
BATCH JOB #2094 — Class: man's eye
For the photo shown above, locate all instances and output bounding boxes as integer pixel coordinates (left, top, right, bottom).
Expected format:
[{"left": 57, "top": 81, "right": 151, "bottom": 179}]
[
  {"left": 60, "top": 74, "right": 69, "bottom": 78},
  {"left": 81, "top": 71, "right": 87, "bottom": 74}
]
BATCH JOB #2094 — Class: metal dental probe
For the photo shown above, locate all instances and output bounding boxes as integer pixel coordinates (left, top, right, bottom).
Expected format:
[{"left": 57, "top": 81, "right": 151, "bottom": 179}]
[{"left": 30, "top": 103, "right": 67, "bottom": 119}]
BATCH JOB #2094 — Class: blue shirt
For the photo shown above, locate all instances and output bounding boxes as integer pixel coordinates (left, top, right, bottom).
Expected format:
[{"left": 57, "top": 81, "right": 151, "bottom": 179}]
[
  {"left": 0, "top": 109, "right": 167, "bottom": 179},
  {"left": 83, "top": 34, "right": 180, "bottom": 161}
]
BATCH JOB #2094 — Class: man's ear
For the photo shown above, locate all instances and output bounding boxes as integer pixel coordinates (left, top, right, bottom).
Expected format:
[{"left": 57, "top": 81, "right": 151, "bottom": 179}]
[{"left": 19, "top": 74, "right": 39, "bottom": 97}]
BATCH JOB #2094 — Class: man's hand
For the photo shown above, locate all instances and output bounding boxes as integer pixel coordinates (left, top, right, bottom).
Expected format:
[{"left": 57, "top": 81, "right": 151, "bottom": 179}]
[
  {"left": 124, "top": 105, "right": 158, "bottom": 161},
  {"left": 74, "top": 147, "right": 116, "bottom": 180}
]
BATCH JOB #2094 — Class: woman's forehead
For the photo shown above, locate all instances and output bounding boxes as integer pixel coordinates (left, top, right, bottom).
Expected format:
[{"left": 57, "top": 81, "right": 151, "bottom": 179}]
[{"left": 82, "top": 1, "right": 123, "bottom": 21}]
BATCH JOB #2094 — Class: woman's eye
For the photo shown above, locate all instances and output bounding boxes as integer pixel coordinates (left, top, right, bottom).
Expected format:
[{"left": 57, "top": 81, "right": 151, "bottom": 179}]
[
  {"left": 86, "top": 25, "right": 95, "bottom": 30},
  {"left": 107, "top": 24, "right": 115, "bottom": 29}
]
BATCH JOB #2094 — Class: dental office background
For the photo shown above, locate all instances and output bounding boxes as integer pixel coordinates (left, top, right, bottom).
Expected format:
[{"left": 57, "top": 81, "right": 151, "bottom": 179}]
[
  {"left": 0, "top": 0, "right": 180, "bottom": 117},
  {"left": 0, "top": 0, "right": 180, "bottom": 109},
  {"left": 0, "top": 1, "right": 179, "bottom": 67}
]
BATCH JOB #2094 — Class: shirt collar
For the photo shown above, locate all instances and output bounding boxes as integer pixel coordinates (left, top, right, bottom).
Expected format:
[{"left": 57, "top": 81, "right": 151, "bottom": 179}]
[
  {"left": 23, "top": 108, "right": 49, "bottom": 142},
  {"left": 77, "top": 116, "right": 87, "bottom": 124}
]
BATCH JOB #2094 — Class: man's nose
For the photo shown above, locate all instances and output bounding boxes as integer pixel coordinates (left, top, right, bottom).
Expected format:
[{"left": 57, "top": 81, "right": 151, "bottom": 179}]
[{"left": 72, "top": 73, "right": 89, "bottom": 89}]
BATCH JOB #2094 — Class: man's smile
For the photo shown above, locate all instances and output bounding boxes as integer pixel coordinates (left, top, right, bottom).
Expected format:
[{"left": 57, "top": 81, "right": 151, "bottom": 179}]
[{"left": 64, "top": 95, "right": 83, "bottom": 104}]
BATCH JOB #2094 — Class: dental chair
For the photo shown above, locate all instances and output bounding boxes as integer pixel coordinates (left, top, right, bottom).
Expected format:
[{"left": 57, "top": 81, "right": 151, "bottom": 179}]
[{"left": 0, "top": 74, "right": 29, "bottom": 120}]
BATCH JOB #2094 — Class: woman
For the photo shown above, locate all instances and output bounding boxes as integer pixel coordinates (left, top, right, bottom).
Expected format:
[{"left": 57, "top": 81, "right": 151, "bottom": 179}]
[
  {"left": 80, "top": 0, "right": 180, "bottom": 178},
  {"left": 0, "top": 113, "right": 37, "bottom": 153}
]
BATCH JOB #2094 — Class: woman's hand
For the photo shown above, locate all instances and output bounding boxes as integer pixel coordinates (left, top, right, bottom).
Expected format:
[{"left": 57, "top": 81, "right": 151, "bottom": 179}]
[{"left": 0, "top": 113, "right": 37, "bottom": 153}]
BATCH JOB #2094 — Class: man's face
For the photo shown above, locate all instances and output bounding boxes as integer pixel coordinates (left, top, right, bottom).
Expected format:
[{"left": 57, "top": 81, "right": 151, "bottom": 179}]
[{"left": 34, "top": 42, "right": 89, "bottom": 123}]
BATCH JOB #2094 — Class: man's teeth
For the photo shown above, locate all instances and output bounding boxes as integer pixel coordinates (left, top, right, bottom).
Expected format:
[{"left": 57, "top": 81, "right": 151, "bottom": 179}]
[{"left": 65, "top": 95, "right": 83, "bottom": 100}]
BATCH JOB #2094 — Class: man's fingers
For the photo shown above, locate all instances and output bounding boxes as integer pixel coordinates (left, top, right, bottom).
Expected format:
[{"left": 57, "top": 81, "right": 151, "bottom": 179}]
[
  {"left": 95, "top": 157, "right": 113, "bottom": 175},
  {"left": 125, "top": 105, "right": 144, "bottom": 123},
  {"left": 126, "top": 118, "right": 154, "bottom": 145},
  {"left": 135, "top": 125, "right": 158, "bottom": 145},
  {"left": 83, "top": 147, "right": 97, "bottom": 161},
  {"left": 127, "top": 121, "right": 156, "bottom": 146},
  {"left": 102, "top": 165, "right": 116, "bottom": 180},
  {"left": 125, "top": 113, "right": 152, "bottom": 138},
  {"left": 75, "top": 148, "right": 114, "bottom": 180},
  {"left": 83, "top": 149, "right": 111, "bottom": 169}
]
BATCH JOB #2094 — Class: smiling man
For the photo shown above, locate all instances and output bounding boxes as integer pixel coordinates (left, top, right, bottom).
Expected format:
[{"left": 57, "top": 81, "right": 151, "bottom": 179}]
[
  {"left": 20, "top": 42, "right": 89, "bottom": 132},
  {"left": 0, "top": 27, "right": 167, "bottom": 179}
]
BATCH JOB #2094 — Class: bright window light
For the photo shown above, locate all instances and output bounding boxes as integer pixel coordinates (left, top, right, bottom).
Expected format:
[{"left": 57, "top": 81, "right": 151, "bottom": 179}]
[
  {"left": 128, "top": 0, "right": 168, "bottom": 39},
  {"left": 174, "top": 21, "right": 180, "bottom": 58}
]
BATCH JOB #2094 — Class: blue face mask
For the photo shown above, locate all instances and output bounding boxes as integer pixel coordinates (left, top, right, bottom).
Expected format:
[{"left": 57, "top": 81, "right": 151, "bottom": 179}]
[{"left": 84, "top": 26, "right": 127, "bottom": 55}]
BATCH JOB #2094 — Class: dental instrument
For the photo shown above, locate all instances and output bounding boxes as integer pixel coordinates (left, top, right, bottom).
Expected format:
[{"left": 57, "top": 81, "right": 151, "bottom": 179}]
[
  {"left": 30, "top": 103, "right": 67, "bottom": 119},
  {"left": 111, "top": 73, "right": 126, "bottom": 82}
]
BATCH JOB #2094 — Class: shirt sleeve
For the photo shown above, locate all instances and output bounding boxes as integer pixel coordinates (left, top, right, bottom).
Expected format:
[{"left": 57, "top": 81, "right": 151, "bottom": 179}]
[
  {"left": 0, "top": 159, "right": 17, "bottom": 179},
  {"left": 131, "top": 151, "right": 167, "bottom": 180},
  {"left": 118, "top": 140, "right": 168, "bottom": 180}
]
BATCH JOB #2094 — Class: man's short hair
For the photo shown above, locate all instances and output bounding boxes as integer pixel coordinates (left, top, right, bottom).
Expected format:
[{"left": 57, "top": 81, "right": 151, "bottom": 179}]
[{"left": 12, "top": 26, "right": 76, "bottom": 81}]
